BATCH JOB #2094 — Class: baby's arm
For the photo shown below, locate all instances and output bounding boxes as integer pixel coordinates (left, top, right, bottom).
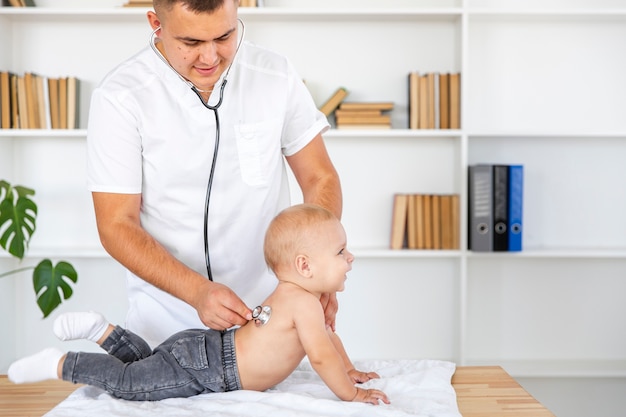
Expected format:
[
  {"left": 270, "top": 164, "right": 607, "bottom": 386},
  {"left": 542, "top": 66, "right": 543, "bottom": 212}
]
[
  {"left": 295, "top": 295, "right": 389, "bottom": 405},
  {"left": 327, "top": 330, "right": 380, "bottom": 384}
]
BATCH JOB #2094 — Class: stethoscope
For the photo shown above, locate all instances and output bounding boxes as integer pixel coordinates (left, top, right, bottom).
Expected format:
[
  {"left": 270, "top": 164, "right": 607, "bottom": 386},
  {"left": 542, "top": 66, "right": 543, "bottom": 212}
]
[{"left": 149, "top": 19, "right": 245, "bottom": 283}]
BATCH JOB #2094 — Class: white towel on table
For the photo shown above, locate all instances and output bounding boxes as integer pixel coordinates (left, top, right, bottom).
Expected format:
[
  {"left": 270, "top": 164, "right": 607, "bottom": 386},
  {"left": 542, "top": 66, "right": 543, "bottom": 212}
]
[{"left": 44, "top": 359, "right": 461, "bottom": 417}]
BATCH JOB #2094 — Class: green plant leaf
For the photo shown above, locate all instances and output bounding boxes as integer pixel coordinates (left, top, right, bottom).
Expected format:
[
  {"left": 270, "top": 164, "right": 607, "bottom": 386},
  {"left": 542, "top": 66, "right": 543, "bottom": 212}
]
[
  {"left": 33, "top": 259, "right": 78, "bottom": 318},
  {"left": 0, "top": 180, "right": 37, "bottom": 260}
]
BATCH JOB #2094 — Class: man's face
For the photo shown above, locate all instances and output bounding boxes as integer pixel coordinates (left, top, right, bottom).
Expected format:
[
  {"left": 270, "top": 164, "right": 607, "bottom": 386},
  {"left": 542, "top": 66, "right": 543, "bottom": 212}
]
[{"left": 149, "top": 0, "right": 239, "bottom": 93}]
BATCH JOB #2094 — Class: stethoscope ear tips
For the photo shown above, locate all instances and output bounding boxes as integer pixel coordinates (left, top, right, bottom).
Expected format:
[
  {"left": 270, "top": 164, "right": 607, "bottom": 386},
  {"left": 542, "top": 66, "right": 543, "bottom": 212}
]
[{"left": 251, "top": 305, "right": 271, "bottom": 326}]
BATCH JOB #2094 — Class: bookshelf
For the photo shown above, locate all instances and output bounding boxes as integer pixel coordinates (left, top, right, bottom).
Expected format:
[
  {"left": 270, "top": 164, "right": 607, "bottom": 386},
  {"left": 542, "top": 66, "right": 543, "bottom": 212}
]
[{"left": 1, "top": 1, "right": 625, "bottom": 397}]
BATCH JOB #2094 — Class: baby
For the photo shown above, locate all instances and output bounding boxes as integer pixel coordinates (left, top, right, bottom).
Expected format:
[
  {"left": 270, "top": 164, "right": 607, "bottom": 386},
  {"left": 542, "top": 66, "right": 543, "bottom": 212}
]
[{"left": 9, "top": 204, "right": 389, "bottom": 405}]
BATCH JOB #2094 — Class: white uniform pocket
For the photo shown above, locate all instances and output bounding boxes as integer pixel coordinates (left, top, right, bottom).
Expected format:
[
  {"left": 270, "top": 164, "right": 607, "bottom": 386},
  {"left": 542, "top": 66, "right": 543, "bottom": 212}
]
[{"left": 235, "top": 119, "right": 281, "bottom": 187}]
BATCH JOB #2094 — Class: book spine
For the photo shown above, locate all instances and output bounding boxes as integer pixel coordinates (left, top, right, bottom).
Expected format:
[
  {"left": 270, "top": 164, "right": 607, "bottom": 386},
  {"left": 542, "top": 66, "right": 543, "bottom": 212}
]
[
  {"left": 507, "top": 165, "right": 524, "bottom": 252},
  {"left": 468, "top": 164, "right": 493, "bottom": 252},
  {"left": 390, "top": 194, "right": 408, "bottom": 250},
  {"left": 492, "top": 165, "right": 509, "bottom": 251}
]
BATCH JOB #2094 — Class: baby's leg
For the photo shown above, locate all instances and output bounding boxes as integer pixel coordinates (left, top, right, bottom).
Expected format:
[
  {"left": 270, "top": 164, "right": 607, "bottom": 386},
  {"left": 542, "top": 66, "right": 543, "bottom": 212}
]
[
  {"left": 54, "top": 312, "right": 152, "bottom": 362},
  {"left": 7, "top": 348, "right": 64, "bottom": 384},
  {"left": 53, "top": 311, "right": 110, "bottom": 343},
  {"left": 62, "top": 349, "right": 208, "bottom": 401}
]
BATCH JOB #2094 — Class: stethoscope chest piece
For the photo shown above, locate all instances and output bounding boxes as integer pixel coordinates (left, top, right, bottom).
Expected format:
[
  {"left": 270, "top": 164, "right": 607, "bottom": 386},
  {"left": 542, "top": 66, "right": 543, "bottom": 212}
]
[{"left": 252, "top": 305, "right": 271, "bottom": 326}]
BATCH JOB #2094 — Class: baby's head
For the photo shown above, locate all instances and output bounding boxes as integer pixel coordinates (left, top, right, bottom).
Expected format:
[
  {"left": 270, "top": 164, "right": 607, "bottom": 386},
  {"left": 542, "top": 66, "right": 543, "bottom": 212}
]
[{"left": 264, "top": 204, "right": 354, "bottom": 290}]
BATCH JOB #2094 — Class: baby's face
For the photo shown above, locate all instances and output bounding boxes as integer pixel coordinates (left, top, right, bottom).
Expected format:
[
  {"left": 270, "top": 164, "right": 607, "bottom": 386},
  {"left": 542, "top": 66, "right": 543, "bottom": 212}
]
[{"left": 306, "top": 220, "right": 354, "bottom": 293}]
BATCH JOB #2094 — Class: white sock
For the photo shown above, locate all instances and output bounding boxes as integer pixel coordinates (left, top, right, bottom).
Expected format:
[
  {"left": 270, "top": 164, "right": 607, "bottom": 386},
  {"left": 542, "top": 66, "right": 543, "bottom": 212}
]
[
  {"left": 8, "top": 347, "right": 64, "bottom": 384},
  {"left": 53, "top": 311, "right": 109, "bottom": 342}
]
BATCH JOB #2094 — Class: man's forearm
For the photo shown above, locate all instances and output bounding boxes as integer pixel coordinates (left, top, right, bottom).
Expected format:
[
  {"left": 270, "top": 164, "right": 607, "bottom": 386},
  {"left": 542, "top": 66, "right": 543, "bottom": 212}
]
[{"left": 99, "top": 218, "right": 206, "bottom": 307}]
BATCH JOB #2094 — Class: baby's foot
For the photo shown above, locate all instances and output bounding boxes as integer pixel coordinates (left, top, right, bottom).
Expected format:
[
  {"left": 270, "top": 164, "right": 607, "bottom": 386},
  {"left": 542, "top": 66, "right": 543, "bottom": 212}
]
[
  {"left": 53, "top": 311, "right": 109, "bottom": 342},
  {"left": 8, "top": 347, "right": 64, "bottom": 384}
]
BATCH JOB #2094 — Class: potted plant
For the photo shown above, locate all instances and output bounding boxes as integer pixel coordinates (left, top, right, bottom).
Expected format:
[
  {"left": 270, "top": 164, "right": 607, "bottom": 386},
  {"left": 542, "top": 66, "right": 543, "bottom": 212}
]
[{"left": 0, "top": 179, "right": 78, "bottom": 318}]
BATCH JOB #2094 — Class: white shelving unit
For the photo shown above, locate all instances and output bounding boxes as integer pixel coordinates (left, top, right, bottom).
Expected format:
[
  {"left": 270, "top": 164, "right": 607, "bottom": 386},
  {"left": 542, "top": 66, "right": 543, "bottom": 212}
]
[{"left": 1, "top": 1, "right": 625, "bottom": 390}]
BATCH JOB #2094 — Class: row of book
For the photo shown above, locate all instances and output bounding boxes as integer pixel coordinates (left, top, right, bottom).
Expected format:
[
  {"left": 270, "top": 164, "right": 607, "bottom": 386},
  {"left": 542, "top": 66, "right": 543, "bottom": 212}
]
[
  {"left": 468, "top": 164, "right": 524, "bottom": 252},
  {"left": 319, "top": 87, "right": 394, "bottom": 129},
  {"left": 0, "top": 71, "right": 80, "bottom": 130},
  {"left": 2, "top": 0, "right": 36, "bottom": 6},
  {"left": 390, "top": 193, "right": 460, "bottom": 250},
  {"left": 408, "top": 72, "right": 461, "bottom": 130}
]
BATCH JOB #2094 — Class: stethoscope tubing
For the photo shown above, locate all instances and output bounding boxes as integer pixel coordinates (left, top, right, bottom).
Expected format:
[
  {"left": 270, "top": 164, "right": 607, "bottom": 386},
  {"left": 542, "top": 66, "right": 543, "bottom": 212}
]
[{"left": 148, "top": 19, "right": 245, "bottom": 281}]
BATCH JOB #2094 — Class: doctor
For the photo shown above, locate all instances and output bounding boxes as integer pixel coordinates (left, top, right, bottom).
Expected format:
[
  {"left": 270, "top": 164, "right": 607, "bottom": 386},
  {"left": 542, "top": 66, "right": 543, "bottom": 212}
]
[{"left": 87, "top": 0, "right": 342, "bottom": 347}]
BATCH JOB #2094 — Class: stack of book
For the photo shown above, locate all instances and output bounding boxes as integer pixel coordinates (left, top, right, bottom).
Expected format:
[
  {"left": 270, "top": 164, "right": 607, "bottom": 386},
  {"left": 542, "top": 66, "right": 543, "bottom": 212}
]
[
  {"left": 123, "top": 0, "right": 152, "bottom": 7},
  {"left": 390, "top": 193, "right": 460, "bottom": 250},
  {"left": 317, "top": 87, "right": 393, "bottom": 129},
  {"left": 0, "top": 71, "right": 80, "bottom": 130},
  {"left": 335, "top": 102, "right": 393, "bottom": 130},
  {"left": 239, "top": 0, "right": 260, "bottom": 6},
  {"left": 408, "top": 72, "right": 460, "bottom": 130},
  {"left": 468, "top": 164, "right": 524, "bottom": 252}
]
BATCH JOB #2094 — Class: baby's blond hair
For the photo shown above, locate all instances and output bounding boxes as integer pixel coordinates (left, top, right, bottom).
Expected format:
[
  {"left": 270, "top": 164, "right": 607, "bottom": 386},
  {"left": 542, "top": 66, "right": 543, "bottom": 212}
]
[{"left": 264, "top": 204, "right": 336, "bottom": 275}]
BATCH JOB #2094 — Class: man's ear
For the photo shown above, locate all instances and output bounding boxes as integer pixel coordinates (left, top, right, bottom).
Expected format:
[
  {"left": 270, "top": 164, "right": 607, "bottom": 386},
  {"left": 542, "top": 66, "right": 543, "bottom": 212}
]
[{"left": 295, "top": 254, "right": 312, "bottom": 278}]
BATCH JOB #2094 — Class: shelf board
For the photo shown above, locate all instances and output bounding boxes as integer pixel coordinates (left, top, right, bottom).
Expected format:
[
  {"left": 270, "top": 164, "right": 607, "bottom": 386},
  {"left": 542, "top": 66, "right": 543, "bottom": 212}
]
[
  {"left": 326, "top": 128, "right": 462, "bottom": 139},
  {"left": 0, "top": 129, "right": 86, "bottom": 138},
  {"left": 465, "top": 359, "right": 626, "bottom": 378},
  {"left": 467, "top": 248, "right": 626, "bottom": 259},
  {"left": 352, "top": 248, "right": 461, "bottom": 258},
  {"left": 0, "top": 129, "right": 463, "bottom": 140},
  {"left": 0, "top": 7, "right": 463, "bottom": 21},
  {"left": 468, "top": 9, "right": 626, "bottom": 21},
  {"left": 467, "top": 131, "right": 626, "bottom": 140}
]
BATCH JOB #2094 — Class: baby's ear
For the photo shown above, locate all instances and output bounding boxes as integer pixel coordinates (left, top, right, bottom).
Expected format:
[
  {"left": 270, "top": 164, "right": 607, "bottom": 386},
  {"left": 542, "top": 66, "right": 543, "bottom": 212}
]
[{"left": 294, "top": 254, "right": 313, "bottom": 278}]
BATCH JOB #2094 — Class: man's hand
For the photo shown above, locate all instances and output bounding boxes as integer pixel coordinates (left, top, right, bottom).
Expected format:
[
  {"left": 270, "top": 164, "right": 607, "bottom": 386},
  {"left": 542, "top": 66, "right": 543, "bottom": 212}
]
[
  {"left": 193, "top": 280, "right": 252, "bottom": 330},
  {"left": 320, "top": 292, "right": 338, "bottom": 331}
]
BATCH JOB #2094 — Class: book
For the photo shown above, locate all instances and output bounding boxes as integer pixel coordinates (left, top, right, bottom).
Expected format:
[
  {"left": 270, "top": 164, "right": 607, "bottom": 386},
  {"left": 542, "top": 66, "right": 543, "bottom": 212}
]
[
  {"left": 66, "top": 76, "right": 79, "bottom": 129},
  {"left": 449, "top": 73, "right": 461, "bottom": 129},
  {"left": 48, "top": 77, "right": 60, "bottom": 129},
  {"left": 390, "top": 194, "right": 409, "bottom": 249},
  {"left": 335, "top": 114, "right": 391, "bottom": 125},
  {"left": 418, "top": 74, "right": 428, "bottom": 129},
  {"left": 0, "top": 71, "right": 12, "bottom": 129},
  {"left": 35, "top": 74, "right": 47, "bottom": 129},
  {"left": 422, "top": 194, "right": 432, "bottom": 249},
  {"left": 415, "top": 194, "right": 425, "bottom": 249},
  {"left": 408, "top": 72, "right": 419, "bottom": 129},
  {"left": 123, "top": 0, "right": 153, "bottom": 6},
  {"left": 468, "top": 164, "right": 493, "bottom": 251},
  {"left": 427, "top": 72, "right": 436, "bottom": 129},
  {"left": 10, "top": 73, "right": 18, "bottom": 128},
  {"left": 451, "top": 194, "right": 460, "bottom": 249},
  {"left": 24, "top": 72, "right": 38, "bottom": 128},
  {"left": 431, "top": 194, "right": 441, "bottom": 249},
  {"left": 335, "top": 109, "right": 381, "bottom": 118},
  {"left": 59, "top": 77, "right": 68, "bottom": 129},
  {"left": 440, "top": 194, "right": 453, "bottom": 250},
  {"left": 16, "top": 75, "right": 28, "bottom": 129},
  {"left": 492, "top": 165, "right": 509, "bottom": 251},
  {"left": 439, "top": 73, "right": 450, "bottom": 129},
  {"left": 335, "top": 124, "right": 391, "bottom": 130},
  {"left": 407, "top": 194, "right": 417, "bottom": 249},
  {"left": 319, "top": 87, "right": 348, "bottom": 117},
  {"left": 507, "top": 165, "right": 524, "bottom": 251},
  {"left": 339, "top": 101, "right": 394, "bottom": 111}
]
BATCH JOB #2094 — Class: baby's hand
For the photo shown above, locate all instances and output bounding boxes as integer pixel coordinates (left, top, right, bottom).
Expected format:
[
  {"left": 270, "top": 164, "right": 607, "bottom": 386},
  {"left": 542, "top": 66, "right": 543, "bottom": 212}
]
[
  {"left": 348, "top": 368, "right": 380, "bottom": 384},
  {"left": 352, "top": 387, "right": 390, "bottom": 405}
]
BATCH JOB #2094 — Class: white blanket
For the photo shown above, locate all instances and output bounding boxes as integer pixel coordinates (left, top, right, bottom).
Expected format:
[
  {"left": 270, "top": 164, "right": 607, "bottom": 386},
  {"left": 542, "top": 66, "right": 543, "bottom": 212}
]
[{"left": 44, "top": 359, "right": 461, "bottom": 417}]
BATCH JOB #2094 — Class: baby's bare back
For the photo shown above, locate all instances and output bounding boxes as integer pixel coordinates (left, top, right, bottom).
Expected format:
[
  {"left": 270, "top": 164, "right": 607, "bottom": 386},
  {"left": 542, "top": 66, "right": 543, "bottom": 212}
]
[{"left": 233, "top": 284, "right": 322, "bottom": 391}]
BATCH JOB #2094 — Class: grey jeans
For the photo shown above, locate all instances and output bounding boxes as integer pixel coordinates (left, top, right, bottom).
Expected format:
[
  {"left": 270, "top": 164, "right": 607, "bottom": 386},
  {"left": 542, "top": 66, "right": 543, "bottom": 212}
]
[{"left": 62, "top": 326, "right": 242, "bottom": 401}]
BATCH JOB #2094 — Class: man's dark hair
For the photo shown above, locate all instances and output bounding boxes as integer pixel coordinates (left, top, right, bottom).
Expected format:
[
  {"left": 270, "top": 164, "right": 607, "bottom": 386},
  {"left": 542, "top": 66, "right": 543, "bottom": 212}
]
[{"left": 153, "top": 0, "right": 233, "bottom": 14}]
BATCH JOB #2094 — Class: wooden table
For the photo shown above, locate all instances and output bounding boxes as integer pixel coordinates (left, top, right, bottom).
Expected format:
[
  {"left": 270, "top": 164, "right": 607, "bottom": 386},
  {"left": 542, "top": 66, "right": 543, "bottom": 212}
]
[{"left": 0, "top": 366, "right": 555, "bottom": 417}]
